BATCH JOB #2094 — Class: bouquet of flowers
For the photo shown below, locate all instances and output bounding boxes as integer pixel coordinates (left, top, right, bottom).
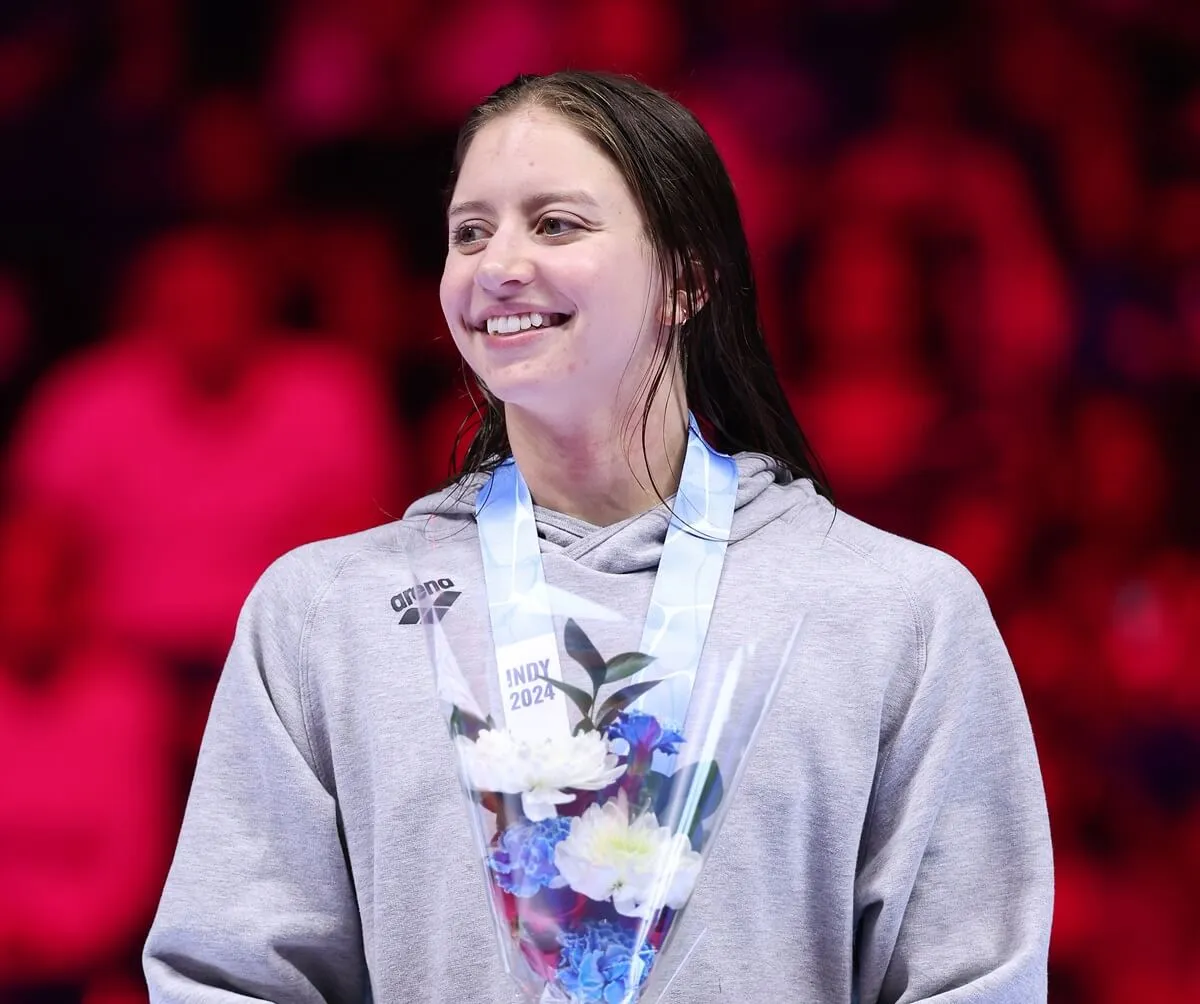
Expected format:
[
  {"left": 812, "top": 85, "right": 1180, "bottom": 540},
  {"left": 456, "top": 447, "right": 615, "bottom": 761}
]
[
  {"left": 424, "top": 602, "right": 795, "bottom": 1004},
  {"left": 413, "top": 420, "right": 793, "bottom": 1001}
]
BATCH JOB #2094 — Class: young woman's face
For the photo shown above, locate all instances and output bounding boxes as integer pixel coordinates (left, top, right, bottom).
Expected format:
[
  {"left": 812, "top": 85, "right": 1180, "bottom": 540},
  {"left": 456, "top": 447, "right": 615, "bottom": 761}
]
[{"left": 440, "top": 108, "right": 665, "bottom": 418}]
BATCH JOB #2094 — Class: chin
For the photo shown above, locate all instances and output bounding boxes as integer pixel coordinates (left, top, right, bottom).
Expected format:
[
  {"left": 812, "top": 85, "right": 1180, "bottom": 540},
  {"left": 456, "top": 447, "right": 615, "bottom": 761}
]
[{"left": 491, "top": 380, "right": 584, "bottom": 419}]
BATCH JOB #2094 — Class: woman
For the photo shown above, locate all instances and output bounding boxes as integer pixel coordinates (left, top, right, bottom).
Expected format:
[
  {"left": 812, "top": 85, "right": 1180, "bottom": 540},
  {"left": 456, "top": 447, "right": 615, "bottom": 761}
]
[{"left": 144, "top": 72, "right": 1052, "bottom": 1002}]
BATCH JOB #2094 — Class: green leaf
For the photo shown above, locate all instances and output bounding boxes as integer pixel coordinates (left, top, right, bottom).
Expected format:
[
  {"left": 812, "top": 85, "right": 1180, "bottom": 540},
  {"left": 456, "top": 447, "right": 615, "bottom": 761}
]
[
  {"left": 633, "top": 770, "right": 671, "bottom": 814},
  {"left": 696, "top": 761, "right": 724, "bottom": 821},
  {"left": 652, "top": 763, "right": 688, "bottom": 819},
  {"left": 654, "top": 760, "right": 724, "bottom": 837},
  {"left": 601, "top": 652, "right": 655, "bottom": 687},
  {"left": 546, "top": 676, "right": 595, "bottom": 719},
  {"left": 564, "top": 619, "right": 607, "bottom": 694},
  {"left": 449, "top": 705, "right": 489, "bottom": 740},
  {"left": 657, "top": 762, "right": 720, "bottom": 820},
  {"left": 593, "top": 679, "right": 665, "bottom": 729}
]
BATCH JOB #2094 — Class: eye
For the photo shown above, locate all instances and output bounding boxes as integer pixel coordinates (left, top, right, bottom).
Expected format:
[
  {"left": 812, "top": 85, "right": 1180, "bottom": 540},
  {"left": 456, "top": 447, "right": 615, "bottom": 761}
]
[
  {"left": 537, "top": 216, "right": 580, "bottom": 238},
  {"left": 450, "top": 223, "right": 488, "bottom": 247}
]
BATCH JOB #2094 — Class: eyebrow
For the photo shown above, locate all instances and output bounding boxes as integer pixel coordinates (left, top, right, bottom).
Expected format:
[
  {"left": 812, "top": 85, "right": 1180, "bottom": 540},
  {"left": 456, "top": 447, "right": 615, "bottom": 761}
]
[{"left": 447, "top": 189, "right": 602, "bottom": 220}]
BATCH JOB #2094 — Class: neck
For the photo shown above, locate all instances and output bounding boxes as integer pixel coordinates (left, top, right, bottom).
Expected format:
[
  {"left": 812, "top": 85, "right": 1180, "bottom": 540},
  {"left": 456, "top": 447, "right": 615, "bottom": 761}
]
[{"left": 503, "top": 392, "right": 689, "bottom": 526}]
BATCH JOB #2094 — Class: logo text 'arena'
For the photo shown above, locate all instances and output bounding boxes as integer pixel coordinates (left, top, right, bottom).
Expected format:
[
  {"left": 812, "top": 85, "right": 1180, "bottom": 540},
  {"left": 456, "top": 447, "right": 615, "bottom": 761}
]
[{"left": 391, "top": 578, "right": 461, "bottom": 624}]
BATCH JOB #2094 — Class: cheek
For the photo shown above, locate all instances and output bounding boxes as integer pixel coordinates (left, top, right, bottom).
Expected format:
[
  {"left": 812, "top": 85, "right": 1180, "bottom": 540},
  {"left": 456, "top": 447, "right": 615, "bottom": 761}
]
[
  {"left": 438, "top": 260, "right": 464, "bottom": 318},
  {"left": 611, "top": 255, "right": 658, "bottom": 315},
  {"left": 438, "top": 267, "right": 476, "bottom": 362},
  {"left": 447, "top": 327, "right": 472, "bottom": 366},
  {"left": 568, "top": 259, "right": 654, "bottom": 331}
]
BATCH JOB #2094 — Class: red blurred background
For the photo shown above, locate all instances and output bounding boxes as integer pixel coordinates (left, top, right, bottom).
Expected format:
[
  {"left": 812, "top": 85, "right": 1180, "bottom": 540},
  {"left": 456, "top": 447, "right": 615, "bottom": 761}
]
[{"left": 1, "top": 1, "right": 1198, "bottom": 1001}]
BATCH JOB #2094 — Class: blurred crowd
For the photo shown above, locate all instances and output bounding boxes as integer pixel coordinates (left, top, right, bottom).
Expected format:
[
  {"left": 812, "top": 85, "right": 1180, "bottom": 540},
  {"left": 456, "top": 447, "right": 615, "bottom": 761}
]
[{"left": 1, "top": 1, "right": 1198, "bottom": 1001}]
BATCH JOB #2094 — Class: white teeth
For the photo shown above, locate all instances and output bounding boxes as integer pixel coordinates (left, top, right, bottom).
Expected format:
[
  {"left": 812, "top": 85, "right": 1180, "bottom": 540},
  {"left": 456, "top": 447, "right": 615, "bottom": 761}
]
[{"left": 485, "top": 312, "right": 558, "bottom": 334}]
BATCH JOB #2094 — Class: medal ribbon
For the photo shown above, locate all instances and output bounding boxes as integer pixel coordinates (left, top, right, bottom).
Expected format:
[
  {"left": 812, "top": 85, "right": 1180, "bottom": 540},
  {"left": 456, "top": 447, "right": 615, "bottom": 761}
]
[{"left": 476, "top": 415, "right": 738, "bottom": 740}]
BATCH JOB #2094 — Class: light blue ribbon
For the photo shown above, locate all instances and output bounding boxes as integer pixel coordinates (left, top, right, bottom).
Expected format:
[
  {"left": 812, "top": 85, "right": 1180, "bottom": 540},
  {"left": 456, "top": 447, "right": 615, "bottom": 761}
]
[
  {"left": 476, "top": 415, "right": 738, "bottom": 735},
  {"left": 633, "top": 417, "right": 738, "bottom": 729}
]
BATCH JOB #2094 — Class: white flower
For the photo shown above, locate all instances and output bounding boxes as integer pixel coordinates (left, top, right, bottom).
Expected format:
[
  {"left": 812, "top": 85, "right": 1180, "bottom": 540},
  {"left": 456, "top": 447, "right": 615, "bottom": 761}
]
[
  {"left": 554, "top": 793, "right": 703, "bottom": 918},
  {"left": 454, "top": 728, "right": 626, "bottom": 822}
]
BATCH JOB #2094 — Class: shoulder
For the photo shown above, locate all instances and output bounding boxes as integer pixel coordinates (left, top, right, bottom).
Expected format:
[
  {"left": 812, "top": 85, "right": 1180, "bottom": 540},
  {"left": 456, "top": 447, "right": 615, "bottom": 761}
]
[
  {"left": 795, "top": 496, "right": 1015, "bottom": 735},
  {"left": 770, "top": 478, "right": 991, "bottom": 630},
  {"left": 241, "top": 520, "right": 416, "bottom": 634},
  {"left": 777, "top": 495, "right": 1025, "bottom": 768},
  {"left": 828, "top": 506, "right": 979, "bottom": 606}
]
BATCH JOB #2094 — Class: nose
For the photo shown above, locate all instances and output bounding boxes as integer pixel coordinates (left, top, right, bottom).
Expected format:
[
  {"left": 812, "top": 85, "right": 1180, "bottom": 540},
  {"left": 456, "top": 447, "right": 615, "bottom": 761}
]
[{"left": 474, "top": 230, "right": 535, "bottom": 292}]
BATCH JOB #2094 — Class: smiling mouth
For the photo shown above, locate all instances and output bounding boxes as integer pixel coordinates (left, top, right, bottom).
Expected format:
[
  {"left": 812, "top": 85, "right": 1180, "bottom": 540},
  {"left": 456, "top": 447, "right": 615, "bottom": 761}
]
[{"left": 479, "top": 311, "right": 572, "bottom": 335}]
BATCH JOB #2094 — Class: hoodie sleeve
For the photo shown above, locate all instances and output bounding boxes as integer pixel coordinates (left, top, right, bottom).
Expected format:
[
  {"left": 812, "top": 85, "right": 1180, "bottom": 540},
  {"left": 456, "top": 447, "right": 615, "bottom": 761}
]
[
  {"left": 853, "top": 555, "right": 1053, "bottom": 1003},
  {"left": 143, "top": 552, "right": 367, "bottom": 1003}
]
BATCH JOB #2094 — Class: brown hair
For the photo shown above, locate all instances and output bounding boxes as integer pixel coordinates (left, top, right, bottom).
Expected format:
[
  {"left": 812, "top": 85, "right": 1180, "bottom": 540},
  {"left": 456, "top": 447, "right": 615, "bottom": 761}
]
[{"left": 442, "top": 70, "right": 830, "bottom": 500}]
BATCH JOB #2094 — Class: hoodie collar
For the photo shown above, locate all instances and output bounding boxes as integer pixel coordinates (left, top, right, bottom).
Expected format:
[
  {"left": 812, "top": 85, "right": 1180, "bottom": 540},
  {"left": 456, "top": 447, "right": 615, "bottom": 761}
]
[{"left": 402, "top": 453, "right": 812, "bottom": 575}]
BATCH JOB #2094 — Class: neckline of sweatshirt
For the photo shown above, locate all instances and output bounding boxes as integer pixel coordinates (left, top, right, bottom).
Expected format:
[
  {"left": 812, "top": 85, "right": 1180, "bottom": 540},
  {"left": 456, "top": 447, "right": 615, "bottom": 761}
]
[{"left": 400, "top": 453, "right": 826, "bottom": 575}]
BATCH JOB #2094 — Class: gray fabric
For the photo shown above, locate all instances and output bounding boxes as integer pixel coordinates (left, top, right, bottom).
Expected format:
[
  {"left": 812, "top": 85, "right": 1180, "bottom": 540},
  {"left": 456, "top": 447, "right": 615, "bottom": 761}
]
[{"left": 144, "top": 454, "right": 1053, "bottom": 1003}]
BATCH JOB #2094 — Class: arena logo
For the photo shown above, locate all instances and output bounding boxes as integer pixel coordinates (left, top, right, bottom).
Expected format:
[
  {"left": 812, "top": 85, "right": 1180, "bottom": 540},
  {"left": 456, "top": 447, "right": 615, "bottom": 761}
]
[{"left": 391, "top": 577, "right": 461, "bottom": 625}]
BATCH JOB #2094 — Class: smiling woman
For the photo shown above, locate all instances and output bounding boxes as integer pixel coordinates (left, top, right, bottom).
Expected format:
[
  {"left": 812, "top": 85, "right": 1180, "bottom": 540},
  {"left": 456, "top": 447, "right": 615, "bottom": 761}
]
[
  {"left": 143, "top": 71, "right": 1053, "bottom": 1004},
  {"left": 436, "top": 72, "right": 831, "bottom": 528},
  {"left": 440, "top": 105, "right": 677, "bottom": 525}
]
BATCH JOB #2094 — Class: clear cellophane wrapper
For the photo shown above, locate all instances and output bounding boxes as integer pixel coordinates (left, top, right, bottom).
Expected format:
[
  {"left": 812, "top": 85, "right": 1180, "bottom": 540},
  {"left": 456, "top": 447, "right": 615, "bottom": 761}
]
[{"left": 416, "top": 568, "right": 803, "bottom": 1004}]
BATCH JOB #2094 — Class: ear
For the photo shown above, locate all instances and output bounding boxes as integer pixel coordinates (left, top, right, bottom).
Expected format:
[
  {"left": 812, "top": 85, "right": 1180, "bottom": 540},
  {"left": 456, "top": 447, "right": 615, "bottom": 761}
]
[
  {"left": 665, "top": 287, "right": 691, "bottom": 326},
  {"left": 662, "top": 260, "right": 710, "bottom": 326}
]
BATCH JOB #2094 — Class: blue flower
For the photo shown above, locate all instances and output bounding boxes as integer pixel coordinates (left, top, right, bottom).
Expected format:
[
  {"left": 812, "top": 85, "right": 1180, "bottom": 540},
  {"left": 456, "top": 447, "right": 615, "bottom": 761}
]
[
  {"left": 604, "top": 711, "right": 684, "bottom": 759},
  {"left": 488, "top": 817, "right": 572, "bottom": 898},
  {"left": 558, "top": 921, "right": 656, "bottom": 1003}
]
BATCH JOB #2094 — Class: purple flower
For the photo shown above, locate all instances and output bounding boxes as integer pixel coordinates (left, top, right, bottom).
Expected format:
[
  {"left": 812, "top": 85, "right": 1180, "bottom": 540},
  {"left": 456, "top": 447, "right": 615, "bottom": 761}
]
[
  {"left": 558, "top": 921, "right": 656, "bottom": 1003},
  {"left": 605, "top": 711, "right": 684, "bottom": 759},
  {"left": 488, "top": 817, "right": 571, "bottom": 898}
]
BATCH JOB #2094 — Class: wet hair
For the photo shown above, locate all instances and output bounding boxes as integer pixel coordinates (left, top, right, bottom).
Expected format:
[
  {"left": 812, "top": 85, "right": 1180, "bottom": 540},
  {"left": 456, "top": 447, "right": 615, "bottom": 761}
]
[{"left": 442, "top": 70, "right": 831, "bottom": 501}]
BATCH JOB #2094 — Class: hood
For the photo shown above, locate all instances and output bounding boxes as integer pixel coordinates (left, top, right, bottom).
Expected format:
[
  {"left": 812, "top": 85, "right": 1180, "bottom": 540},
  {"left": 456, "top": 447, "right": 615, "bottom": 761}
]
[{"left": 402, "top": 454, "right": 821, "bottom": 575}]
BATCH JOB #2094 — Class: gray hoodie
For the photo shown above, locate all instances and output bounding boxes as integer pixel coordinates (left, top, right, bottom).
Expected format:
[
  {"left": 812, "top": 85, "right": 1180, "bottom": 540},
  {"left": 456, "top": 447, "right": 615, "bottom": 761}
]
[{"left": 144, "top": 455, "right": 1053, "bottom": 1003}]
